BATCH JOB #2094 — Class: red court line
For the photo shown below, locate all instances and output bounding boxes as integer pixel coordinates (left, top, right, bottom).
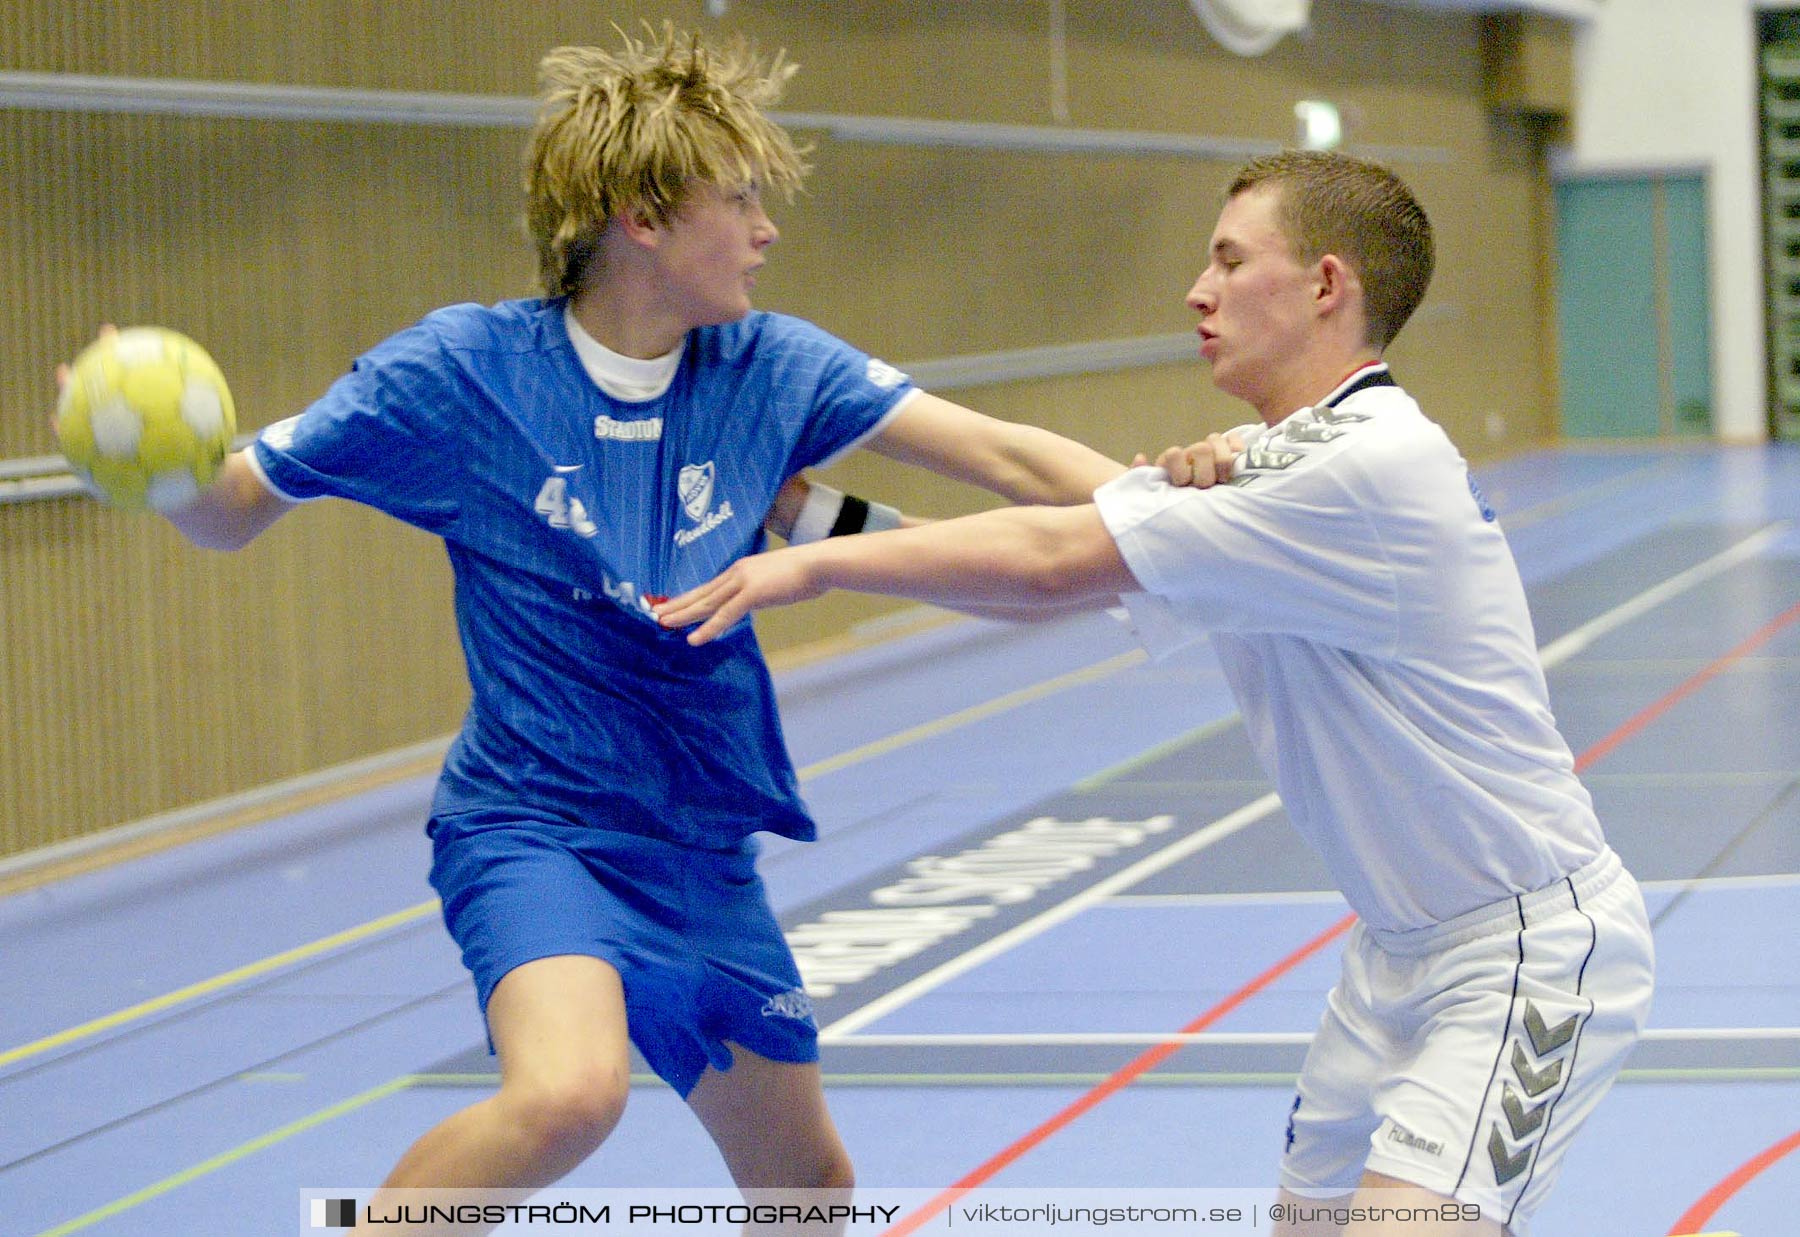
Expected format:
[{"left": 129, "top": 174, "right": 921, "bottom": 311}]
[
  {"left": 1574, "top": 599, "right": 1800, "bottom": 773},
  {"left": 879, "top": 911, "right": 1356, "bottom": 1237},
  {"left": 1666, "top": 1127, "right": 1800, "bottom": 1234},
  {"left": 879, "top": 596, "right": 1800, "bottom": 1237}
]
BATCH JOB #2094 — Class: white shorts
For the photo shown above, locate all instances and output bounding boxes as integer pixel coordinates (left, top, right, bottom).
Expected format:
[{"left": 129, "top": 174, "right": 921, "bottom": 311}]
[{"left": 1279, "top": 848, "right": 1654, "bottom": 1235}]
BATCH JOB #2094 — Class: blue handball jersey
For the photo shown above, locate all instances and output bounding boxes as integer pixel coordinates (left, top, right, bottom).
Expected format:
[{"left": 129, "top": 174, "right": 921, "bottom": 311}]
[{"left": 251, "top": 299, "right": 915, "bottom": 845}]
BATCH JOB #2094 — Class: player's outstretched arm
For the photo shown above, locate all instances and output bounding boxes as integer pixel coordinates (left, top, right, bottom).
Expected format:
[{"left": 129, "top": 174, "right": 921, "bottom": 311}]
[
  {"left": 655, "top": 502, "right": 1135, "bottom": 645},
  {"left": 865, "top": 393, "right": 1124, "bottom": 506},
  {"left": 764, "top": 474, "right": 818, "bottom": 540},
  {"left": 764, "top": 473, "right": 918, "bottom": 543},
  {"left": 54, "top": 331, "right": 294, "bottom": 551},
  {"left": 160, "top": 449, "right": 295, "bottom": 551},
  {"left": 866, "top": 392, "right": 1246, "bottom": 507}
]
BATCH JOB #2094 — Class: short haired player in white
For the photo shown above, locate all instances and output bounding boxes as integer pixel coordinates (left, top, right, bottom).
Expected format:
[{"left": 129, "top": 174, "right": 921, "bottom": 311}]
[{"left": 656, "top": 150, "right": 1656, "bottom": 1235}]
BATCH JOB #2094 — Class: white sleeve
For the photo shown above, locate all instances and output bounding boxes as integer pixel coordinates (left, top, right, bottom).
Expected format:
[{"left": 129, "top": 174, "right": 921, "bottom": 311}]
[
  {"left": 1114, "top": 591, "right": 1210, "bottom": 661},
  {"left": 1093, "top": 461, "right": 1399, "bottom": 656}
]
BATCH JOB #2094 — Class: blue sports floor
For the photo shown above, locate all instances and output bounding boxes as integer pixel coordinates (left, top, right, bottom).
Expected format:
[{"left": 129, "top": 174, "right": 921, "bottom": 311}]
[{"left": 4, "top": 443, "right": 1798, "bottom": 1236}]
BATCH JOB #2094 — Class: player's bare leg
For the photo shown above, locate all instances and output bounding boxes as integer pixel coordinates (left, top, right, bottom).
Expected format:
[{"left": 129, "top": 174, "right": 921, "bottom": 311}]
[
  {"left": 364, "top": 955, "right": 633, "bottom": 1235},
  {"left": 688, "top": 1046, "right": 855, "bottom": 1236},
  {"left": 1271, "top": 1172, "right": 1505, "bottom": 1236}
]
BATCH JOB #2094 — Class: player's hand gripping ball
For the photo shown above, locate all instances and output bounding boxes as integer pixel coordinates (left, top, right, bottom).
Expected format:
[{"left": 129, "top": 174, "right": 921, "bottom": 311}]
[{"left": 55, "top": 327, "right": 235, "bottom": 512}]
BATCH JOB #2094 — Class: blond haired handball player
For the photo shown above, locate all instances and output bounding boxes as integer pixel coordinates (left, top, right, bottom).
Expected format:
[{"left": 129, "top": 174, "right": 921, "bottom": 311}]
[
  {"left": 657, "top": 151, "right": 1656, "bottom": 1236},
  {"left": 49, "top": 25, "right": 1233, "bottom": 1237}
]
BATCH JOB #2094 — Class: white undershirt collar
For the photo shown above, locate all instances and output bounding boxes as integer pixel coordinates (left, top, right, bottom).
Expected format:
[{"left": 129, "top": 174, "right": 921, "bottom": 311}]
[{"left": 563, "top": 305, "right": 685, "bottom": 403}]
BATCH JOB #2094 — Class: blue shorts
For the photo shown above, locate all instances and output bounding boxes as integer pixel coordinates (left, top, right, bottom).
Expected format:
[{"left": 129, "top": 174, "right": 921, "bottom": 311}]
[{"left": 428, "top": 814, "right": 819, "bottom": 1098}]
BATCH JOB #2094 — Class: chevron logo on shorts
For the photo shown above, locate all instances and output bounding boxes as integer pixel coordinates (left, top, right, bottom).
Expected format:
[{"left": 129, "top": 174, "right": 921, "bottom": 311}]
[
  {"left": 1524, "top": 1002, "right": 1579, "bottom": 1054},
  {"left": 1510, "top": 1041, "right": 1563, "bottom": 1097},
  {"left": 1499, "top": 1083, "right": 1547, "bottom": 1139},
  {"left": 1487, "top": 1000, "right": 1583, "bottom": 1185}
]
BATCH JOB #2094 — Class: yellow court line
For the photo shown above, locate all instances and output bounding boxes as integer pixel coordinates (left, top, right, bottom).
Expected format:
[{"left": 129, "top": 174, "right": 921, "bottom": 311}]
[
  {"left": 1073, "top": 713, "right": 1239, "bottom": 792},
  {"left": 21, "top": 648, "right": 1156, "bottom": 1232},
  {"left": 33, "top": 1076, "right": 417, "bottom": 1237},
  {"left": 795, "top": 648, "right": 1145, "bottom": 780},
  {"left": 0, "top": 901, "right": 439, "bottom": 1069},
  {"left": 4, "top": 648, "right": 1145, "bottom": 1072},
  {"left": 40, "top": 1054, "right": 1758, "bottom": 1234},
  {"left": 45, "top": 1059, "right": 1773, "bottom": 1234}
]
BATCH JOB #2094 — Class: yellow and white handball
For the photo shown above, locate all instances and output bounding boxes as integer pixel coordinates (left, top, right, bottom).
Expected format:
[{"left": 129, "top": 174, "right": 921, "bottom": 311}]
[{"left": 55, "top": 327, "right": 236, "bottom": 512}]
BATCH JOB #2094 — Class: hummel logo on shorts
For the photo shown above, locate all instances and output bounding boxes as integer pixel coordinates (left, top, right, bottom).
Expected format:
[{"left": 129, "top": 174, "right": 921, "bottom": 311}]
[{"left": 761, "top": 988, "right": 816, "bottom": 1025}]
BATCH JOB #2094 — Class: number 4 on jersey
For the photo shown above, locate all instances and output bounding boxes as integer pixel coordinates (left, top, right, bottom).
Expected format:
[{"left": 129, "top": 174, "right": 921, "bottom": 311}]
[{"left": 535, "top": 475, "right": 598, "bottom": 538}]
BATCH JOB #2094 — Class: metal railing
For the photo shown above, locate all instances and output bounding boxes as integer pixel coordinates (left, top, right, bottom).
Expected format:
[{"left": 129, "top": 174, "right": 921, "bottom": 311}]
[
  {"left": 0, "top": 70, "right": 1451, "bottom": 164},
  {"left": 2, "top": 333, "right": 1201, "bottom": 504},
  {"left": 1, "top": 70, "right": 1451, "bottom": 502}
]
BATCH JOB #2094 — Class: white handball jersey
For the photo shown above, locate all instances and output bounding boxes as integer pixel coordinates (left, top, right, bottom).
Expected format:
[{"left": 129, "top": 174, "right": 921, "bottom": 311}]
[{"left": 1095, "top": 364, "right": 1606, "bottom": 933}]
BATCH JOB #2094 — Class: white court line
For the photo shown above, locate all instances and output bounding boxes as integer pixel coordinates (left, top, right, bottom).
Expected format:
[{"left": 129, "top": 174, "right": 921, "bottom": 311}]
[
  {"left": 1492, "top": 458, "right": 1685, "bottom": 533},
  {"left": 796, "top": 648, "right": 1145, "bottom": 781},
  {"left": 1582, "top": 769, "right": 1800, "bottom": 785},
  {"left": 1639, "top": 871, "right": 1800, "bottom": 892},
  {"left": 1103, "top": 889, "right": 1349, "bottom": 907},
  {"left": 835, "top": 1027, "right": 1800, "bottom": 1047},
  {"left": 846, "top": 1031, "right": 1314, "bottom": 1047},
  {"left": 1639, "top": 1027, "right": 1800, "bottom": 1041},
  {"left": 817, "top": 792, "right": 1284, "bottom": 1040},
  {"left": 1536, "top": 521, "right": 1788, "bottom": 668},
  {"left": 1102, "top": 871, "right": 1800, "bottom": 908},
  {"left": 0, "top": 651, "right": 1150, "bottom": 1067},
  {"left": 821, "top": 522, "right": 1795, "bottom": 1042}
]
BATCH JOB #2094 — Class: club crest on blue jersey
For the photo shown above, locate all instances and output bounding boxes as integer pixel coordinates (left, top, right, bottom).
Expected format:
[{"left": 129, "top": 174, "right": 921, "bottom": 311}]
[
  {"left": 679, "top": 461, "right": 715, "bottom": 521},
  {"left": 675, "top": 460, "right": 735, "bottom": 548}
]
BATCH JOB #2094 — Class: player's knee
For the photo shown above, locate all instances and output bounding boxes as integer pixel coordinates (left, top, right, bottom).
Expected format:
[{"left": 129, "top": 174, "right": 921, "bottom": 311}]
[
  {"left": 506, "top": 1065, "right": 630, "bottom": 1165},
  {"left": 760, "top": 1137, "right": 855, "bottom": 1194},
  {"left": 808, "top": 1144, "right": 855, "bottom": 1193}
]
